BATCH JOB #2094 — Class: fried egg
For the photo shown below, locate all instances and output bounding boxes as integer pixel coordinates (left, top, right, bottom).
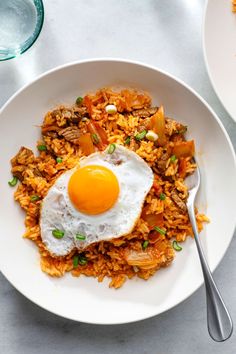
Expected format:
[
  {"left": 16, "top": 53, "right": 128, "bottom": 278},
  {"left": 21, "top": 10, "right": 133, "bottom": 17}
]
[{"left": 40, "top": 145, "right": 154, "bottom": 256}]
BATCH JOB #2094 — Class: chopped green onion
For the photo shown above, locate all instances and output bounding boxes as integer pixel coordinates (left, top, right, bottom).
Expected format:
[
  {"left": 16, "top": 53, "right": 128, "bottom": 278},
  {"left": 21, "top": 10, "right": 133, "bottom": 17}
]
[
  {"left": 76, "top": 233, "right": 86, "bottom": 241},
  {"left": 56, "top": 157, "right": 62, "bottom": 163},
  {"left": 146, "top": 130, "right": 158, "bottom": 142},
  {"left": 76, "top": 96, "right": 83, "bottom": 105},
  {"left": 8, "top": 176, "right": 18, "bottom": 187},
  {"left": 38, "top": 145, "right": 47, "bottom": 151},
  {"left": 52, "top": 229, "right": 65, "bottom": 239},
  {"left": 124, "top": 136, "right": 131, "bottom": 145},
  {"left": 30, "top": 195, "right": 40, "bottom": 202},
  {"left": 108, "top": 143, "right": 116, "bottom": 154},
  {"left": 78, "top": 255, "right": 88, "bottom": 265},
  {"left": 142, "top": 240, "right": 149, "bottom": 250},
  {"left": 154, "top": 226, "right": 166, "bottom": 235},
  {"left": 135, "top": 130, "right": 147, "bottom": 141},
  {"left": 92, "top": 133, "right": 99, "bottom": 144},
  {"left": 73, "top": 255, "right": 79, "bottom": 267},
  {"left": 172, "top": 240, "right": 182, "bottom": 251},
  {"left": 105, "top": 104, "right": 117, "bottom": 114},
  {"left": 159, "top": 193, "right": 166, "bottom": 201},
  {"left": 170, "top": 155, "right": 177, "bottom": 163}
]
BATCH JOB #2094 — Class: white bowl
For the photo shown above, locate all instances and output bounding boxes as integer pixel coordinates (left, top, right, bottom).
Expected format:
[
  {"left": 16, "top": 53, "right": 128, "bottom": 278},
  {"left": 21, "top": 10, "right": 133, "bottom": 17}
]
[
  {"left": 203, "top": 0, "right": 236, "bottom": 122},
  {"left": 0, "top": 59, "right": 235, "bottom": 324}
]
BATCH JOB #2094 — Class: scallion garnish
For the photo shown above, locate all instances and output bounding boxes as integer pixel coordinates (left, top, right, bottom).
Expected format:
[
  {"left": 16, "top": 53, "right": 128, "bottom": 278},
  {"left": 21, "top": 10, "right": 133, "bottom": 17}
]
[
  {"left": 76, "top": 96, "right": 83, "bottom": 105},
  {"left": 76, "top": 233, "right": 86, "bottom": 241},
  {"left": 146, "top": 130, "right": 158, "bottom": 142},
  {"left": 8, "top": 176, "right": 18, "bottom": 187},
  {"left": 159, "top": 193, "right": 166, "bottom": 200},
  {"left": 73, "top": 255, "right": 79, "bottom": 267},
  {"left": 56, "top": 157, "right": 62, "bottom": 163},
  {"left": 92, "top": 133, "right": 99, "bottom": 144},
  {"left": 38, "top": 144, "right": 47, "bottom": 151},
  {"left": 124, "top": 136, "right": 131, "bottom": 145},
  {"left": 172, "top": 240, "right": 182, "bottom": 251},
  {"left": 170, "top": 155, "right": 177, "bottom": 163},
  {"left": 142, "top": 240, "right": 149, "bottom": 250},
  {"left": 105, "top": 104, "right": 117, "bottom": 114},
  {"left": 135, "top": 130, "right": 147, "bottom": 141},
  {"left": 154, "top": 226, "right": 166, "bottom": 235},
  {"left": 52, "top": 229, "right": 65, "bottom": 239},
  {"left": 30, "top": 195, "right": 40, "bottom": 202},
  {"left": 73, "top": 254, "right": 87, "bottom": 267},
  {"left": 78, "top": 255, "right": 87, "bottom": 265},
  {"left": 108, "top": 143, "right": 116, "bottom": 154}
]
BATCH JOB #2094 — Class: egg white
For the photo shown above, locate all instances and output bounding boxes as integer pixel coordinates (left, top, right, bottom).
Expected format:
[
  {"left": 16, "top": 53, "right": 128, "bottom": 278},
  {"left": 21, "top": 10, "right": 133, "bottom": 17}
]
[{"left": 40, "top": 145, "right": 154, "bottom": 256}]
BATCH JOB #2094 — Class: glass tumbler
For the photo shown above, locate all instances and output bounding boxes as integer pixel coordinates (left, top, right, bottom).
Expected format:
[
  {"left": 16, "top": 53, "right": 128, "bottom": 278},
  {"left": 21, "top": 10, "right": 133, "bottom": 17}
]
[{"left": 0, "top": 0, "right": 44, "bottom": 61}]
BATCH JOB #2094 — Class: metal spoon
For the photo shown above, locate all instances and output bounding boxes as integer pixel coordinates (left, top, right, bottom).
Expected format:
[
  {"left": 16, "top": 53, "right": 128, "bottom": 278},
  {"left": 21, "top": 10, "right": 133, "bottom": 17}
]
[{"left": 186, "top": 163, "right": 233, "bottom": 342}]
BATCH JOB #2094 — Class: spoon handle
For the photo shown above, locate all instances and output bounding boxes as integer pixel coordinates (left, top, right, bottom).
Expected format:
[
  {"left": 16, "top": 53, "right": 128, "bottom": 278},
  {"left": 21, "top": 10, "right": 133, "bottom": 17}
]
[{"left": 187, "top": 203, "right": 233, "bottom": 342}]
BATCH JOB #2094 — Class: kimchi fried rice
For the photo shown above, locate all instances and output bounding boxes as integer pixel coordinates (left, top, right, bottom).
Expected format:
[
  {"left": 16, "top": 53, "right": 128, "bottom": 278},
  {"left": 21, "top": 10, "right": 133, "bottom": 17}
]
[{"left": 10, "top": 88, "right": 209, "bottom": 288}]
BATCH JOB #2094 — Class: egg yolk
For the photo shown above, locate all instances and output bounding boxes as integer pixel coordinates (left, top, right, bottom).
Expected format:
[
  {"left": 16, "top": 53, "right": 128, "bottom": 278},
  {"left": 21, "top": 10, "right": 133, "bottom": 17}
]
[{"left": 68, "top": 165, "right": 120, "bottom": 215}]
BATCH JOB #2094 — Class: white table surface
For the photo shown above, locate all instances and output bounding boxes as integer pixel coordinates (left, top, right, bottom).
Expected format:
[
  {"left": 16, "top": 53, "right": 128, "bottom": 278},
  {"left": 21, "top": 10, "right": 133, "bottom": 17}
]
[{"left": 0, "top": 1, "right": 236, "bottom": 353}]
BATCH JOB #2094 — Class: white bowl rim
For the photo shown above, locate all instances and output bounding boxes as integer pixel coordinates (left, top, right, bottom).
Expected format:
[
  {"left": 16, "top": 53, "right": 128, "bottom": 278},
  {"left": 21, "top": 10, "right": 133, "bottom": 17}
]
[
  {"left": 202, "top": 0, "right": 236, "bottom": 123},
  {"left": 0, "top": 58, "right": 235, "bottom": 324}
]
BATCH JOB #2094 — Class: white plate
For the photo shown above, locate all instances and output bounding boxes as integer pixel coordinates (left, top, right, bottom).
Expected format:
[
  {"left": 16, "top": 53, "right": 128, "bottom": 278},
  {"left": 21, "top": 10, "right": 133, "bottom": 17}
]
[
  {"left": 203, "top": 0, "right": 236, "bottom": 122},
  {"left": 0, "top": 59, "right": 235, "bottom": 325}
]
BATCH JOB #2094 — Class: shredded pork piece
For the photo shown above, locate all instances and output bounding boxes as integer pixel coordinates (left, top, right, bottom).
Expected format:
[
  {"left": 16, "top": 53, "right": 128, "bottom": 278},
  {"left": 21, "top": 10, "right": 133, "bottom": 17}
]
[
  {"left": 171, "top": 190, "right": 187, "bottom": 212},
  {"left": 155, "top": 152, "right": 170, "bottom": 175},
  {"left": 132, "top": 106, "right": 158, "bottom": 118},
  {"left": 58, "top": 126, "right": 81, "bottom": 144}
]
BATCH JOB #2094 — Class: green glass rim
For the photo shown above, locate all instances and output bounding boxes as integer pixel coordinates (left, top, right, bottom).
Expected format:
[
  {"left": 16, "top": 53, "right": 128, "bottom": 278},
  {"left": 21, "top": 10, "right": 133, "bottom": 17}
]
[{"left": 0, "top": 0, "right": 44, "bottom": 61}]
